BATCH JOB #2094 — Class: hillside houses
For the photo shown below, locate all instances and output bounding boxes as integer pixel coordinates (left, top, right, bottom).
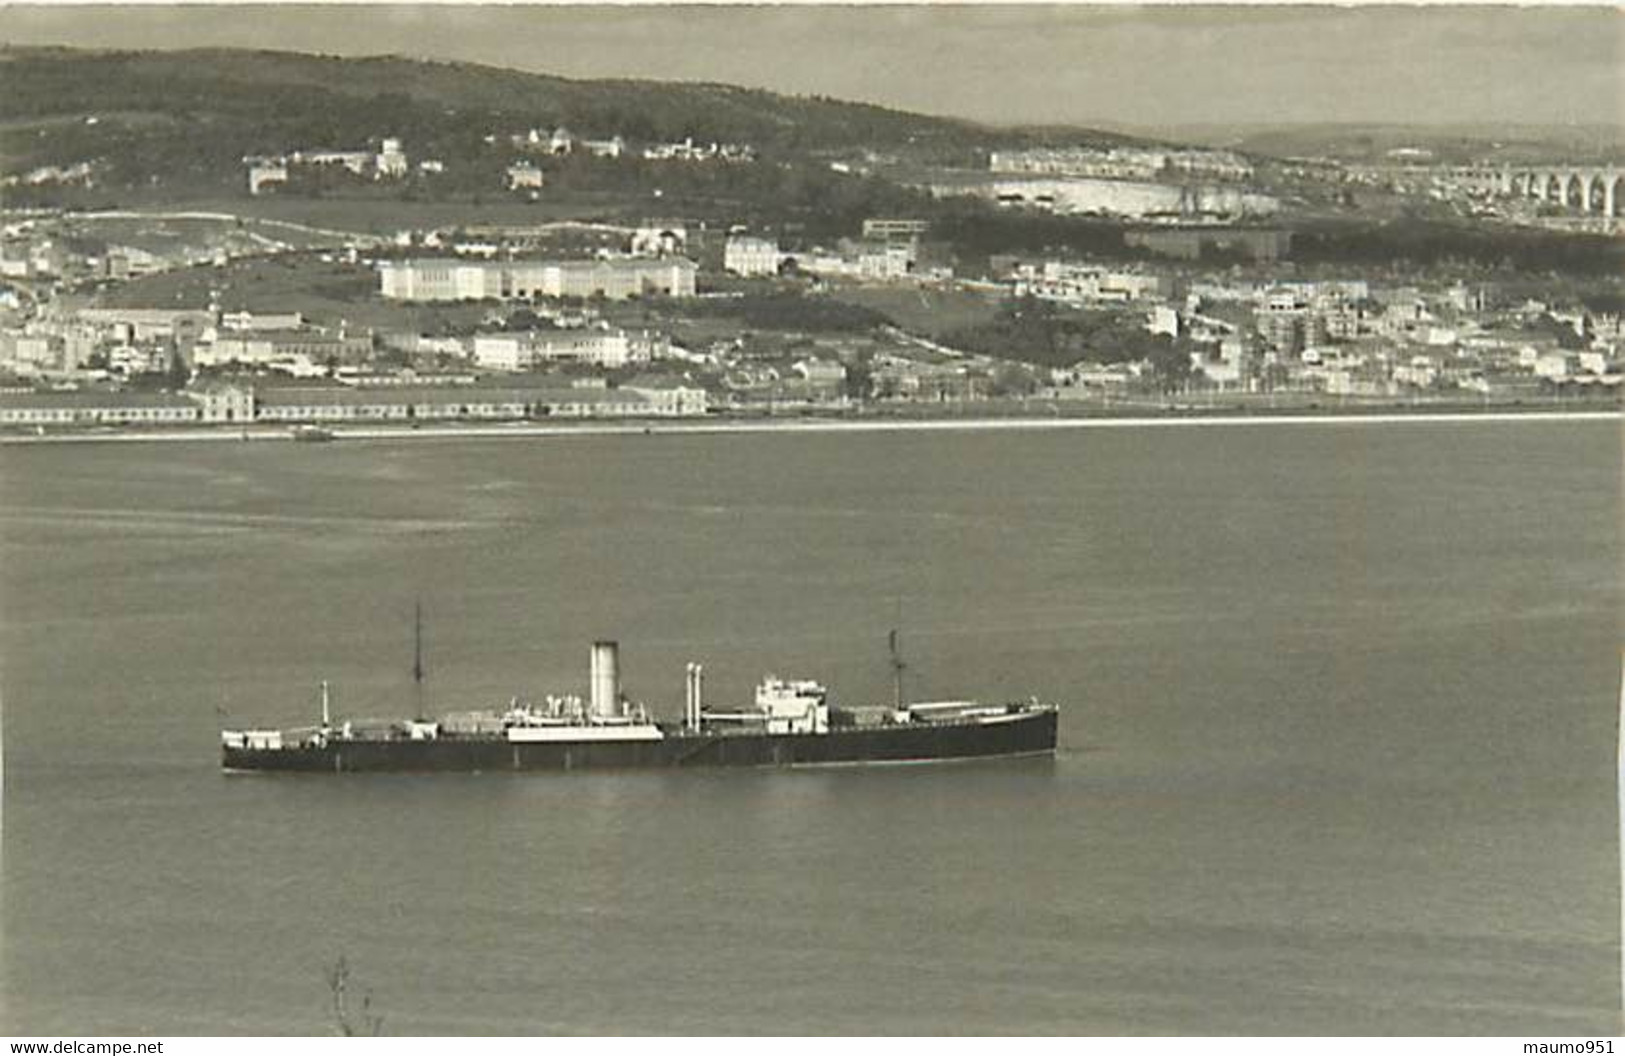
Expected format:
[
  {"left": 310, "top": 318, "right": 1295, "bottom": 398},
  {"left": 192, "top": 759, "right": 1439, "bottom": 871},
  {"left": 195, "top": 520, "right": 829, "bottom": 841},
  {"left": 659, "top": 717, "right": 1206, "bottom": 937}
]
[
  {"left": 244, "top": 138, "right": 412, "bottom": 195},
  {"left": 643, "top": 138, "right": 755, "bottom": 163},
  {"left": 510, "top": 127, "right": 626, "bottom": 158},
  {"left": 1013, "top": 262, "right": 1169, "bottom": 304}
]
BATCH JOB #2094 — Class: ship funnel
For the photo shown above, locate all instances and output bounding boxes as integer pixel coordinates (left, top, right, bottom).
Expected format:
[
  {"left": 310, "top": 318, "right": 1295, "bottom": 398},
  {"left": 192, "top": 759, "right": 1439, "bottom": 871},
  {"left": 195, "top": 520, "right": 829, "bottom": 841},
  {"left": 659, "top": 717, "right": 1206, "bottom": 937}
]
[
  {"left": 684, "top": 662, "right": 705, "bottom": 731},
  {"left": 590, "top": 641, "right": 621, "bottom": 719}
]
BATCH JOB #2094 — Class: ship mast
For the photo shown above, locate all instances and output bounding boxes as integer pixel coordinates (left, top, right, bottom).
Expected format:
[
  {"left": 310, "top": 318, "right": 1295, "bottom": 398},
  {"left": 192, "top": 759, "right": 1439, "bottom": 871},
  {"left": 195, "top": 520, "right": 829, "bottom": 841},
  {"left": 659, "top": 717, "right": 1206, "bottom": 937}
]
[
  {"left": 413, "top": 599, "right": 425, "bottom": 722},
  {"left": 889, "top": 627, "right": 906, "bottom": 711}
]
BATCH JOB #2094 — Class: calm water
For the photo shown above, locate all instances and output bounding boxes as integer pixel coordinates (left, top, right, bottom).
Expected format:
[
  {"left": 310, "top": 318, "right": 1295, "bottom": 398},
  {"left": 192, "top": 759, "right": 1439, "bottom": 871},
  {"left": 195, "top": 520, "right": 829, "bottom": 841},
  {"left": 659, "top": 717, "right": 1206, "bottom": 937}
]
[{"left": 1, "top": 422, "right": 1619, "bottom": 1035}]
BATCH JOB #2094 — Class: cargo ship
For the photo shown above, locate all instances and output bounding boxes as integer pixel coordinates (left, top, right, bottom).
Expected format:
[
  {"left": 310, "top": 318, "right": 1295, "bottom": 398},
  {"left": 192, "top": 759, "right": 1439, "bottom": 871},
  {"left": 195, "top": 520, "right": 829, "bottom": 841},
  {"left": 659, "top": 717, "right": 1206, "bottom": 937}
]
[{"left": 220, "top": 623, "right": 1058, "bottom": 773}]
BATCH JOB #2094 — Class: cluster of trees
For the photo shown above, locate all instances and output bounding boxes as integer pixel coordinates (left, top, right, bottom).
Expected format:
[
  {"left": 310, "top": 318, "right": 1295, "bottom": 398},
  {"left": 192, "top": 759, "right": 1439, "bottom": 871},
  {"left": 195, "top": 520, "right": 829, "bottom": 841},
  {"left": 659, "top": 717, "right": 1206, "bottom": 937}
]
[
  {"left": 1291, "top": 219, "right": 1625, "bottom": 277},
  {"left": 1579, "top": 291, "right": 1625, "bottom": 316},
  {"left": 1524, "top": 313, "right": 1593, "bottom": 351},
  {"left": 945, "top": 297, "right": 1196, "bottom": 391},
  {"left": 925, "top": 204, "right": 1141, "bottom": 274}
]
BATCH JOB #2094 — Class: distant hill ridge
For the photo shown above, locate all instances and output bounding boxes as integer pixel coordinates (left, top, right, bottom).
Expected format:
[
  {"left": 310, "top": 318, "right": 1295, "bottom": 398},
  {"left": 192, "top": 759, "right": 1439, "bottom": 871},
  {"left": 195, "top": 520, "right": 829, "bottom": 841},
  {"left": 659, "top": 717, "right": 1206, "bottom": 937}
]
[
  {"left": 1133, "top": 122, "right": 1625, "bottom": 165},
  {"left": 0, "top": 44, "right": 1142, "bottom": 157}
]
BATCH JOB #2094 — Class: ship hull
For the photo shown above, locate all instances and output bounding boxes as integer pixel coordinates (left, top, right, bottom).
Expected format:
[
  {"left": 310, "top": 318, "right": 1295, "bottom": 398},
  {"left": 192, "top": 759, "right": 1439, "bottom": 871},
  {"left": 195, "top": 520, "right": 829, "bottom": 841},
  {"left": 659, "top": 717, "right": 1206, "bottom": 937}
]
[{"left": 222, "top": 709, "right": 1058, "bottom": 773}]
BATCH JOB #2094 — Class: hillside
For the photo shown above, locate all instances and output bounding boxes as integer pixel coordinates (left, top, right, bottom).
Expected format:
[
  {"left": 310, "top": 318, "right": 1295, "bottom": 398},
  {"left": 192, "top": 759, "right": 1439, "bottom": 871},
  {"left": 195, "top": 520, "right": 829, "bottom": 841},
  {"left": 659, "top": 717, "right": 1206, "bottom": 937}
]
[
  {"left": 0, "top": 45, "right": 1137, "bottom": 182},
  {"left": 6, "top": 47, "right": 1619, "bottom": 277}
]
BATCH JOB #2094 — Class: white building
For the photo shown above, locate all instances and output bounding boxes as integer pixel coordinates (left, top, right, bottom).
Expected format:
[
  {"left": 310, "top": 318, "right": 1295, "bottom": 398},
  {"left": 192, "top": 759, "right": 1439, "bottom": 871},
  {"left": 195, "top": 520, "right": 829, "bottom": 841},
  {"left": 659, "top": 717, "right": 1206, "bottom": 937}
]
[
  {"left": 1578, "top": 350, "right": 1613, "bottom": 375},
  {"left": 246, "top": 383, "right": 702, "bottom": 422},
  {"left": 107, "top": 345, "right": 168, "bottom": 375},
  {"left": 1147, "top": 305, "right": 1180, "bottom": 338},
  {"left": 724, "top": 236, "right": 781, "bottom": 277},
  {"left": 295, "top": 150, "right": 372, "bottom": 175},
  {"left": 1533, "top": 352, "right": 1574, "bottom": 381},
  {"left": 858, "top": 243, "right": 913, "bottom": 280},
  {"left": 936, "top": 174, "right": 1277, "bottom": 220},
  {"left": 376, "top": 139, "right": 409, "bottom": 178},
  {"left": 794, "top": 358, "right": 847, "bottom": 385},
  {"left": 506, "top": 162, "right": 545, "bottom": 191},
  {"left": 247, "top": 160, "right": 288, "bottom": 196},
  {"left": 74, "top": 308, "right": 214, "bottom": 343},
  {"left": 219, "top": 311, "right": 305, "bottom": 333},
  {"left": 472, "top": 328, "right": 636, "bottom": 370},
  {"left": 624, "top": 381, "right": 709, "bottom": 417},
  {"left": 189, "top": 381, "right": 256, "bottom": 423},
  {"left": 990, "top": 146, "right": 1253, "bottom": 182},
  {"left": 1015, "top": 262, "right": 1168, "bottom": 304},
  {"left": 0, "top": 333, "right": 64, "bottom": 374},
  {"left": 1395, "top": 354, "right": 1442, "bottom": 388},
  {"left": 582, "top": 136, "right": 626, "bottom": 158},
  {"left": 0, "top": 391, "right": 200, "bottom": 426},
  {"left": 632, "top": 222, "right": 689, "bottom": 258},
  {"left": 793, "top": 253, "right": 861, "bottom": 279},
  {"left": 379, "top": 258, "right": 698, "bottom": 302}
]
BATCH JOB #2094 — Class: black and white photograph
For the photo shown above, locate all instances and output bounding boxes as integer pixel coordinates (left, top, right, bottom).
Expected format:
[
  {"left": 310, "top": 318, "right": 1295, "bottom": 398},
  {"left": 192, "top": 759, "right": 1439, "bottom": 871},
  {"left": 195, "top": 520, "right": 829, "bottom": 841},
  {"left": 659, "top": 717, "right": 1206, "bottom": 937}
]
[{"left": 0, "top": 2, "right": 1620, "bottom": 1040}]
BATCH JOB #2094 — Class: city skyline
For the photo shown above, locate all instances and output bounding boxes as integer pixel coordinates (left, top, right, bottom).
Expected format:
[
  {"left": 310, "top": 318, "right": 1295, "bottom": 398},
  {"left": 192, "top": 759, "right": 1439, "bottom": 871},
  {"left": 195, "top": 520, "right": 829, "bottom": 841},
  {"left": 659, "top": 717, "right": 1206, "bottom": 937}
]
[{"left": 0, "top": 3, "right": 1621, "bottom": 132}]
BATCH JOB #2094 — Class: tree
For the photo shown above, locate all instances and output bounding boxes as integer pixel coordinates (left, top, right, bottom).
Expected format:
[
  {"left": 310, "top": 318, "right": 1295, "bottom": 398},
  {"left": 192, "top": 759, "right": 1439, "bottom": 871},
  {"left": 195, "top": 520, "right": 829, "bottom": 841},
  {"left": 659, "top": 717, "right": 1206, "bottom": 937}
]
[
  {"left": 989, "top": 362, "right": 1039, "bottom": 397},
  {"left": 842, "top": 359, "right": 873, "bottom": 400},
  {"left": 1144, "top": 338, "right": 1193, "bottom": 395},
  {"left": 166, "top": 349, "right": 191, "bottom": 391}
]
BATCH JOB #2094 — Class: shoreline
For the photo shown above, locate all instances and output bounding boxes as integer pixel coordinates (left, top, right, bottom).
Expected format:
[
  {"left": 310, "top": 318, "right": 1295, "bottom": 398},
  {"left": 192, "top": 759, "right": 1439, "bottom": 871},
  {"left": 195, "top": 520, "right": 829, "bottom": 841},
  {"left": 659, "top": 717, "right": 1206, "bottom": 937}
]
[{"left": 1, "top": 407, "right": 1618, "bottom": 446}]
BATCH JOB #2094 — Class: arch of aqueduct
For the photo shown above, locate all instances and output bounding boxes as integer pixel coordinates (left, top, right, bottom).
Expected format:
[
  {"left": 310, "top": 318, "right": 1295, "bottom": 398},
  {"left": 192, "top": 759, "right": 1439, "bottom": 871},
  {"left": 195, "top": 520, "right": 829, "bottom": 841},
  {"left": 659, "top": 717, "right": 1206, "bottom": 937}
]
[{"left": 1442, "top": 165, "right": 1624, "bottom": 217}]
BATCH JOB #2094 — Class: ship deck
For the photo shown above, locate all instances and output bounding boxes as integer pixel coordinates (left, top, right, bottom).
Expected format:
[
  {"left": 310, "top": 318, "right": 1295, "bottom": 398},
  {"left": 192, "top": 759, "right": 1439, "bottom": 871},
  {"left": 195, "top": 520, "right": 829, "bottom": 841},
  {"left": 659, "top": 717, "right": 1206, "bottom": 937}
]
[{"left": 221, "top": 706, "right": 1058, "bottom": 773}]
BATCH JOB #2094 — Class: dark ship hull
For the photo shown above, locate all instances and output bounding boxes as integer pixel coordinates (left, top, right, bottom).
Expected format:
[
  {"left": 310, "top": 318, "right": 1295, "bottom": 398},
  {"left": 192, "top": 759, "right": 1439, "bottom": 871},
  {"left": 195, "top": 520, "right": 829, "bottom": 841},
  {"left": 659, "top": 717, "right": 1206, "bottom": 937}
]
[{"left": 222, "top": 708, "right": 1057, "bottom": 773}]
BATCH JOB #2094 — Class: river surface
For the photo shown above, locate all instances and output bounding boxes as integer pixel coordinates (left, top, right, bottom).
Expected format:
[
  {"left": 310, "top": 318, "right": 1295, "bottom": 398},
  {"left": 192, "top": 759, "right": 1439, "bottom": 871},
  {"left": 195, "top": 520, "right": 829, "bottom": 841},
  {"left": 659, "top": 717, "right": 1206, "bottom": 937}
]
[{"left": 1, "top": 421, "right": 1619, "bottom": 1035}]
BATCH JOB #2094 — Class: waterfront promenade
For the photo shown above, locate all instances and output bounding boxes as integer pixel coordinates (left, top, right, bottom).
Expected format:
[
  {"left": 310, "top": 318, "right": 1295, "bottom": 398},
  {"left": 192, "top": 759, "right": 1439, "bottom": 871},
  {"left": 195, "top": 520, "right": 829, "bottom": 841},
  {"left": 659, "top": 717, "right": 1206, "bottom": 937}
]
[{"left": 1, "top": 408, "right": 1616, "bottom": 446}]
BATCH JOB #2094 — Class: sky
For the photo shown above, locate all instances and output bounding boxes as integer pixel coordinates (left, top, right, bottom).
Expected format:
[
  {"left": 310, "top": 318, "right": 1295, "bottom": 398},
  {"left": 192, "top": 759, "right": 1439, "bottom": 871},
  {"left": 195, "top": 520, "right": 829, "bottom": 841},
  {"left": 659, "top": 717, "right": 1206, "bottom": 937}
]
[{"left": 0, "top": 4, "right": 1620, "bottom": 131}]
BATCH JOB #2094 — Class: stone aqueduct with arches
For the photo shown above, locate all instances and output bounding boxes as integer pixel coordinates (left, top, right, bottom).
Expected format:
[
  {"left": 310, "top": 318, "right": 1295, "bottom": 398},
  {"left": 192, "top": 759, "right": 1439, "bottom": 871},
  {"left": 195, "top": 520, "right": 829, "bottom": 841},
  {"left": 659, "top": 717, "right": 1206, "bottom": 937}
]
[{"left": 1444, "top": 165, "right": 1625, "bottom": 217}]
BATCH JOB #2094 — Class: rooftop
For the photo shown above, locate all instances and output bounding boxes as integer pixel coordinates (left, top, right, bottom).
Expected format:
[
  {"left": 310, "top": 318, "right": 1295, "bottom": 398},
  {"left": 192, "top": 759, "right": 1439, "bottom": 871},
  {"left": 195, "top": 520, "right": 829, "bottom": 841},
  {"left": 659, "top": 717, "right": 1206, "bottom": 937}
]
[
  {"left": 0, "top": 389, "right": 194, "bottom": 409},
  {"left": 253, "top": 384, "right": 653, "bottom": 407},
  {"left": 384, "top": 257, "right": 697, "bottom": 272}
]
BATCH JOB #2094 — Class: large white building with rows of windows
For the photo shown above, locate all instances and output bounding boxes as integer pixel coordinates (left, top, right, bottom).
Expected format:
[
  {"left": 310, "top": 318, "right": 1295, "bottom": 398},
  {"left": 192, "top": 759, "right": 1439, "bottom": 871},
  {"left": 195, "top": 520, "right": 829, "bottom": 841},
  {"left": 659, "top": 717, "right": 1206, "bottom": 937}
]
[
  {"left": 378, "top": 258, "right": 698, "bottom": 302},
  {"left": 723, "top": 236, "right": 782, "bottom": 278},
  {"left": 0, "top": 390, "right": 199, "bottom": 426},
  {"left": 0, "top": 379, "right": 707, "bottom": 428},
  {"left": 471, "top": 329, "right": 636, "bottom": 370}
]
